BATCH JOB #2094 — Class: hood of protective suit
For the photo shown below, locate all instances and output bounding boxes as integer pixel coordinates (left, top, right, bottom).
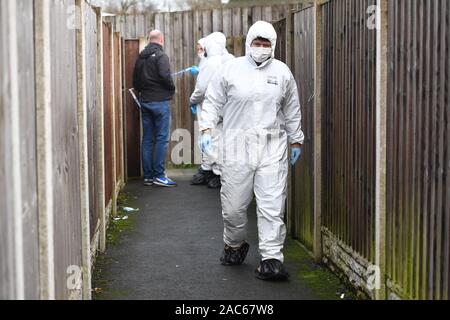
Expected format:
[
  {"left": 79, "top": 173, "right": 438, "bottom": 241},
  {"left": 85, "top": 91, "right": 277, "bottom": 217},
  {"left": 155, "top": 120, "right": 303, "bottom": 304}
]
[
  {"left": 245, "top": 21, "right": 277, "bottom": 60},
  {"left": 198, "top": 37, "right": 206, "bottom": 49},
  {"left": 204, "top": 32, "right": 227, "bottom": 57}
]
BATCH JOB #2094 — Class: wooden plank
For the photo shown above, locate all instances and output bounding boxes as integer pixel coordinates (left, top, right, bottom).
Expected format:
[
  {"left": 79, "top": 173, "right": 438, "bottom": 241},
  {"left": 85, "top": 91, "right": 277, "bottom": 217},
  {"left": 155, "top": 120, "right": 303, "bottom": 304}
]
[
  {"left": 114, "top": 32, "right": 122, "bottom": 183},
  {"left": 135, "top": 14, "right": 145, "bottom": 38},
  {"left": 202, "top": 10, "right": 212, "bottom": 35},
  {"left": 126, "top": 14, "right": 136, "bottom": 39},
  {"left": 94, "top": 7, "right": 107, "bottom": 254},
  {"left": 124, "top": 40, "right": 141, "bottom": 178},
  {"left": 222, "top": 8, "right": 232, "bottom": 37},
  {"left": 251, "top": 6, "right": 262, "bottom": 25},
  {"left": 241, "top": 7, "right": 249, "bottom": 35},
  {"left": 263, "top": 5, "right": 272, "bottom": 22},
  {"left": 375, "top": 0, "right": 388, "bottom": 300},
  {"left": 443, "top": 0, "right": 450, "bottom": 301},
  {"left": 102, "top": 22, "right": 114, "bottom": 210},
  {"left": 313, "top": 0, "right": 323, "bottom": 263},
  {"left": 16, "top": 0, "right": 39, "bottom": 300},
  {"left": 75, "top": 0, "right": 91, "bottom": 300},
  {"left": 107, "top": 28, "right": 116, "bottom": 208},
  {"left": 0, "top": 0, "right": 25, "bottom": 300},
  {"left": 232, "top": 7, "right": 242, "bottom": 37},
  {"left": 155, "top": 12, "right": 164, "bottom": 34},
  {"left": 85, "top": 4, "right": 99, "bottom": 243},
  {"left": 34, "top": 0, "right": 56, "bottom": 300},
  {"left": 164, "top": 12, "right": 172, "bottom": 61},
  {"left": 49, "top": 0, "right": 82, "bottom": 299},
  {"left": 212, "top": 8, "right": 222, "bottom": 32}
]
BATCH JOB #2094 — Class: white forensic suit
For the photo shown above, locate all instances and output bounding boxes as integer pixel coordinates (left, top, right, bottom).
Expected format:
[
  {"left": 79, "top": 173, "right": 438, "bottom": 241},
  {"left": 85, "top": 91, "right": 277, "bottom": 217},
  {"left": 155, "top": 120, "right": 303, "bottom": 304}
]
[
  {"left": 190, "top": 32, "right": 234, "bottom": 175},
  {"left": 199, "top": 21, "right": 304, "bottom": 263}
]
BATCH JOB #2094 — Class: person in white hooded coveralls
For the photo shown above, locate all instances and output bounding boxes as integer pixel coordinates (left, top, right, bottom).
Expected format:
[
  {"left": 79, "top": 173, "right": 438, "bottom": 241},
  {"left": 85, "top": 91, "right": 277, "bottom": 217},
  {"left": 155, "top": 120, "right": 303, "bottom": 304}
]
[
  {"left": 190, "top": 32, "right": 234, "bottom": 189},
  {"left": 199, "top": 21, "right": 304, "bottom": 280},
  {"left": 197, "top": 37, "right": 207, "bottom": 68}
]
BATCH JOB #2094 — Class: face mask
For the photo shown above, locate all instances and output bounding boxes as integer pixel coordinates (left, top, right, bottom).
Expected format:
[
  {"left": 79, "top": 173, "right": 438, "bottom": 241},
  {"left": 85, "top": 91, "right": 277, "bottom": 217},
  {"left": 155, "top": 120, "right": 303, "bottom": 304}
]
[
  {"left": 198, "top": 52, "right": 205, "bottom": 60},
  {"left": 250, "top": 47, "right": 272, "bottom": 63}
]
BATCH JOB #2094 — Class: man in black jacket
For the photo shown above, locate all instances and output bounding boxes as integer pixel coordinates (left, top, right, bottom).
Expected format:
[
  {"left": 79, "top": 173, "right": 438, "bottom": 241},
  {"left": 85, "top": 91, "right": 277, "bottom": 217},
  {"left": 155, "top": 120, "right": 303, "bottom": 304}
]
[{"left": 133, "top": 30, "right": 177, "bottom": 187}]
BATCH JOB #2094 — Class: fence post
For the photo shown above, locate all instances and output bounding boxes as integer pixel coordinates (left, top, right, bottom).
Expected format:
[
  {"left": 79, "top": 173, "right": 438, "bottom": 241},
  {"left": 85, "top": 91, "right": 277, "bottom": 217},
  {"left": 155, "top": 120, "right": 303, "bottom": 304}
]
[
  {"left": 75, "top": 0, "right": 92, "bottom": 300},
  {"left": 121, "top": 37, "right": 128, "bottom": 183},
  {"left": 95, "top": 7, "right": 107, "bottom": 253},
  {"left": 116, "top": 33, "right": 125, "bottom": 188},
  {"left": 34, "top": 0, "right": 55, "bottom": 300},
  {"left": 312, "top": 0, "right": 325, "bottom": 263},
  {"left": 110, "top": 24, "right": 118, "bottom": 218},
  {"left": 375, "top": 0, "right": 388, "bottom": 300},
  {"left": 285, "top": 8, "right": 295, "bottom": 238}
]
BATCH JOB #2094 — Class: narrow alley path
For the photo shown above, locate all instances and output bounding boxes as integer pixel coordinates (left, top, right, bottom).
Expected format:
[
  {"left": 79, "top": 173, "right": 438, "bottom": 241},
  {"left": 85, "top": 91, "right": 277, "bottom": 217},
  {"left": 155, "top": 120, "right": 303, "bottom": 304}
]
[{"left": 93, "top": 170, "right": 348, "bottom": 300}]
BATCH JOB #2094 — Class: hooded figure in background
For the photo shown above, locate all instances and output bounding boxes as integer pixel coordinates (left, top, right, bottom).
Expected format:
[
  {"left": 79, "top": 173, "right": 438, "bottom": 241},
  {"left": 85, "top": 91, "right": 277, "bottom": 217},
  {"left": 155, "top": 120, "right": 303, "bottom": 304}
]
[
  {"left": 190, "top": 32, "right": 235, "bottom": 189},
  {"left": 199, "top": 21, "right": 304, "bottom": 280}
]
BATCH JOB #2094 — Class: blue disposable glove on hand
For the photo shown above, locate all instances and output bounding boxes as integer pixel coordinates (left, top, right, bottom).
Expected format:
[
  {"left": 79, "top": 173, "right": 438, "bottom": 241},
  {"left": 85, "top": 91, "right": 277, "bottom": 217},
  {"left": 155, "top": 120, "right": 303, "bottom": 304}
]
[
  {"left": 200, "top": 133, "right": 212, "bottom": 154},
  {"left": 190, "top": 104, "right": 197, "bottom": 116},
  {"left": 290, "top": 147, "right": 302, "bottom": 166},
  {"left": 189, "top": 66, "right": 200, "bottom": 76}
]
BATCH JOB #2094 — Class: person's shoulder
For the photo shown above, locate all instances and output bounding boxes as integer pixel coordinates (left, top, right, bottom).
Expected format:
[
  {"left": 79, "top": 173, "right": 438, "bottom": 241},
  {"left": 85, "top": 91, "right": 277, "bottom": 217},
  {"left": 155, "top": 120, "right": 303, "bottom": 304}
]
[
  {"left": 223, "top": 56, "right": 246, "bottom": 68},
  {"left": 204, "top": 55, "right": 223, "bottom": 67},
  {"left": 271, "top": 59, "right": 290, "bottom": 71},
  {"left": 271, "top": 59, "right": 295, "bottom": 79}
]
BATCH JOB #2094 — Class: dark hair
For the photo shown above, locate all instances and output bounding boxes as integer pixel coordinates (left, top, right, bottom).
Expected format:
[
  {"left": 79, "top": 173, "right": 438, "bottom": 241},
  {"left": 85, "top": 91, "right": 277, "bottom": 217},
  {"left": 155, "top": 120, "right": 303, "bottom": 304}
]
[{"left": 254, "top": 37, "right": 271, "bottom": 43}]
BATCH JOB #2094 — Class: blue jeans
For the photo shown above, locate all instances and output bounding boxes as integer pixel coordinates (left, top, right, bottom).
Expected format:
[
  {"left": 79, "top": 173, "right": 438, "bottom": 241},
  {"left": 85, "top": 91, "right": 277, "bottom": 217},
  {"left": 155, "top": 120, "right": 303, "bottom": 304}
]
[{"left": 141, "top": 101, "right": 171, "bottom": 180}]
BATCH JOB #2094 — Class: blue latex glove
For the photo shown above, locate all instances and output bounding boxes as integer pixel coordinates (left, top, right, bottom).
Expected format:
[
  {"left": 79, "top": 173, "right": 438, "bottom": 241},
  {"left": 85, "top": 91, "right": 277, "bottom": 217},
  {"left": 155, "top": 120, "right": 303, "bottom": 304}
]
[
  {"left": 200, "top": 133, "right": 212, "bottom": 154},
  {"left": 190, "top": 104, "right": 198, "bottom": 116},
  {"left": 290, "top": 147, "right": 302, "bottom": 166},
  {"left": 189, "top": 66, "right": 200, "bottom": 76}
]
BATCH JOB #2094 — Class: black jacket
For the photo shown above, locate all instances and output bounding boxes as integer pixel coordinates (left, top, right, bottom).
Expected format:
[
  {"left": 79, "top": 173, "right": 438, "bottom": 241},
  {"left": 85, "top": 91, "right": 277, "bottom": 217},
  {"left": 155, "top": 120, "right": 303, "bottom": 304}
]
[{"left": 133, "top": 43, "right": 175, "bottom": 102}]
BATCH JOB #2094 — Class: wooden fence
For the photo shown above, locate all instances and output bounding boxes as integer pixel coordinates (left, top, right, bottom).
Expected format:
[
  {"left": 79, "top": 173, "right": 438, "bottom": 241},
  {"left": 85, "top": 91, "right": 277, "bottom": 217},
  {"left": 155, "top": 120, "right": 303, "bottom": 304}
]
[
  {"left": 386, "top": 0, "right": 450, "bottom": 300},
  {"left": 0, "top": 0, "right": 40, "bottom": 300},
  {"left": 275, "top": 0, "right": 450, "bottom": 300},
  {"left": 0, "top": 0, "right": 125, "bottom": 300}
]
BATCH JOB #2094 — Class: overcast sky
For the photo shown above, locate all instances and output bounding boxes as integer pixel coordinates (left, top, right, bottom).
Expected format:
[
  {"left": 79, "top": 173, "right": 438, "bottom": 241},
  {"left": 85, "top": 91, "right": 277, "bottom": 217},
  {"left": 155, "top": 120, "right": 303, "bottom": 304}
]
[{"left": 88, "top": 0, "right": 232, "bottom": 13}]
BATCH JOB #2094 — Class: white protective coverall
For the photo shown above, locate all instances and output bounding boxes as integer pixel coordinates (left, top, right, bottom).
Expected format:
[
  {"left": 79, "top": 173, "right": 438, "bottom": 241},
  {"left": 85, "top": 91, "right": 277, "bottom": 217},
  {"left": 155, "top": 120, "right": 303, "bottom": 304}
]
[
  {"left": 190, "top": 32, "right": 234, "bottom": 174},
  {"left": 199, "top": 21, "right": 304, "bottom": 263}
]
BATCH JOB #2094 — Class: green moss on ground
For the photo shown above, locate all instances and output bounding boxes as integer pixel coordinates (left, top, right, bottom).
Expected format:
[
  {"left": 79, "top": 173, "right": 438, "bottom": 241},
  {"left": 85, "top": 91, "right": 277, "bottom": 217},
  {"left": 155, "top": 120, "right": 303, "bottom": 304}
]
[
  {"left": 284, "top": 238, "right": 358, "bottom": 300},
  {"left": 92, "top": 191, "right": 138, "bottom": 300}
]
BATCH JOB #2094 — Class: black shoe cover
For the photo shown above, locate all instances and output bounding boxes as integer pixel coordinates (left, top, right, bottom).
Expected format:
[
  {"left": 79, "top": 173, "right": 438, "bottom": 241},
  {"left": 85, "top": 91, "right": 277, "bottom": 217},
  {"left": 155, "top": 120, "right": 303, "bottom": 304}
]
[
  {"left": 220, "top": 242, "right": 250, "bottom": 266},
  {"left": 255, "top": 259, "right": 290, "bottom": 281},
  {"left": 191, "top": 169, "right": 213, "bottom": 185},
  {"left": 207, "top": 174, "right": 221, "bottom": 189}
]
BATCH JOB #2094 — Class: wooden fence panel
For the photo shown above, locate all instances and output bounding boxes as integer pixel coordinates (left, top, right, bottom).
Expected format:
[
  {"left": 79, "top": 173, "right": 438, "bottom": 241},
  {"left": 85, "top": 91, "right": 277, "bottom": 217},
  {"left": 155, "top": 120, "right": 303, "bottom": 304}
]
[
  {"left": 1, "top": 0, "right": 127, "bottom": 300},
  {"left": 0, "top": 1, "right": 16, "bottom": 299},
  {"left": 290, "top": 8, "right": 316, "bottom": 251},
  {"left": 0, "top": 0, "right": 40, "bottom": 300},
  {"left": 85, "top": 4, "right": 100, "bottom": 240},
  {"left": 124, "top": 40, "right": 141, "bottom": 178},
  {"left": 321, "top": 0, "right": 377, "bottom": 267},
  {"left": 386, "top": 0, "right": 450, "bottom": 300},
  {"left": 114, "top": 32, "right": 123, "bottom": 183},
  {"left": 16, "top": 0, "right": 40, "bottom": 299},
  {"left": 49, "top": 0, "right": 83, "bottom": 300},
  {"left": 103, "top": 22, "right": 114, "bottom": 205},
  {"left": 273, "top": 18, "right": 287, "bottom": 67}
]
